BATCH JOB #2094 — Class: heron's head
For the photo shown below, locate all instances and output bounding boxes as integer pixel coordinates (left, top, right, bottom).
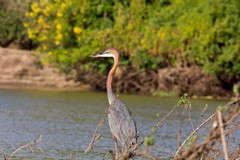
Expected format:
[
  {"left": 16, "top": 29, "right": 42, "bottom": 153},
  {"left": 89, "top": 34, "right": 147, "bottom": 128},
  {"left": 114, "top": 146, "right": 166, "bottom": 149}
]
[{"left": 90, "top": 48, "right": 119, "bottom": 59}]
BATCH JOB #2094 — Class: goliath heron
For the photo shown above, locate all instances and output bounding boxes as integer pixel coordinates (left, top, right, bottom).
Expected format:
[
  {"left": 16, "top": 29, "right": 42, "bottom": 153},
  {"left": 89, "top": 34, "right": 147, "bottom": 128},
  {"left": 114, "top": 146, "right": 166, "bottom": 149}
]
[{"left": 91, "top": 48, "right": 138, "bottom": 156}]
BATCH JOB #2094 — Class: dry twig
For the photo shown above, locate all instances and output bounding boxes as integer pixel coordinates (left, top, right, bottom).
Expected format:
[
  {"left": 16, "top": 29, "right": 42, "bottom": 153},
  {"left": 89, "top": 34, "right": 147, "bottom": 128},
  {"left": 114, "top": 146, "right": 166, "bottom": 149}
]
[
  {"left": 174, "top": 112, "right": 216, "bottom": 158},
  {"left": 174, "top": 97, "right": 240, "bottom": 159},
  {"left": 201, "top": 104, "right": 208, "bottom": 119},
  {"left": 175, "top": 103, "right": 240, "bottom": 160},
  {"left": 217, "top": 110, "right": 229, "bottom": 160},
  {"left": 8, "top": 135, "right": 43, "bottom": 160},
  {"left": 80, "top": 109, "right": 106, "bottom": 160}
]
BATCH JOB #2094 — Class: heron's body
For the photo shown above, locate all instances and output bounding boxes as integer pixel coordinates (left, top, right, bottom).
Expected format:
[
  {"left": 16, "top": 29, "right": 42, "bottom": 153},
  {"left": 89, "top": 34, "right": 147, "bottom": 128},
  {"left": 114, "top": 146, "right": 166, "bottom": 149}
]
[
  {"left": 108, "top": 97, "right": 137, "bottom": 151},
  {"left": 91, "top": 48, "right": 137, "bottom": 154}
]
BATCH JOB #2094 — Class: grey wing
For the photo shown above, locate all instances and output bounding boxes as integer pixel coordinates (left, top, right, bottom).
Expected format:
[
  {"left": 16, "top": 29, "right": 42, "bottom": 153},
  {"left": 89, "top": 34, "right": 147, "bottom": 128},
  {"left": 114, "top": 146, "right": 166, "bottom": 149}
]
[{"left": 108, "top": 98, "right": 137, "bottom": 149}]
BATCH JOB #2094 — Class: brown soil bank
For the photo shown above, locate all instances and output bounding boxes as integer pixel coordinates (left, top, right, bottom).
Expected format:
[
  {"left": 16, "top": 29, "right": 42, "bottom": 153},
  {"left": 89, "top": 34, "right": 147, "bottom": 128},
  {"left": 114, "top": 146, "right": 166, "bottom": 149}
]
[
  {"left": 0, "top": 48, "right": 232, "bottom": 98},
  {"left": 0, "top": 48, "right": 89, "bottom": 91},
  {"left": 77, "top": 65, "right": 231, "bottom": 98}
]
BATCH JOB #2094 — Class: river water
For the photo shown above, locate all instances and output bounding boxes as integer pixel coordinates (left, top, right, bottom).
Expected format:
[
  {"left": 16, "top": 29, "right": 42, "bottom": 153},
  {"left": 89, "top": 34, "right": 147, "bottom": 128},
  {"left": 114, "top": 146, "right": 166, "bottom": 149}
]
[{"left": 0, "top": 89, "right": 238, "bottom": 159}]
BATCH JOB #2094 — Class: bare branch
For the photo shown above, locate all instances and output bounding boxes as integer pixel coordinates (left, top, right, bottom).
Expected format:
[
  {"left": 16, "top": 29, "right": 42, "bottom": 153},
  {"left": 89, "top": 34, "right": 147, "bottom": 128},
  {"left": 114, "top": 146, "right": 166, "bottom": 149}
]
[
  {"left": 8, "top": 135, "right": 43, "bottom": 160},
  {"left": 217, "top": 110, "right": 229, "bottom": 160}
]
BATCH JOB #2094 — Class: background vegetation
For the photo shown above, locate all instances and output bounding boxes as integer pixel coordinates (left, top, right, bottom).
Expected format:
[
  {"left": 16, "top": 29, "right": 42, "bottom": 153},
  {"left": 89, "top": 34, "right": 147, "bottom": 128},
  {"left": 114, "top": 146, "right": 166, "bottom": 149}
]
[
  {"left": 0, "top": 0, "right": 31, "bottom": 48},
  {"left": 1, "top": 0, "right": 240, "bottom": 76}
]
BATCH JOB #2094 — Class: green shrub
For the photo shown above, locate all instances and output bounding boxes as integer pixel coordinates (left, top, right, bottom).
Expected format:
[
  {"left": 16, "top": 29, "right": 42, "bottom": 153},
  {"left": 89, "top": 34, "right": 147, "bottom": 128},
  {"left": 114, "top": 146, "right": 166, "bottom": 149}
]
[
  {"left": 0, "top": 0, "right": 31, "bottom": 47},
  {"left": 203, "top": 0, "right": 240, "bottom": 75},
  {"left": 24, "top": 0, "right": 240, "bottom": 76},
  {"left": 24, "top": 0, "right": 114, "bottom": 72}
]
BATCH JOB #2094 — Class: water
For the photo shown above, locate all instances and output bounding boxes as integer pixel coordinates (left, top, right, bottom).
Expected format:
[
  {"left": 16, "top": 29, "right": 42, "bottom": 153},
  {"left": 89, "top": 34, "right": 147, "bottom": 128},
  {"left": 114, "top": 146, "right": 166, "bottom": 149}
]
[{"left": 0, "top": 89, "right": 238, "bottom": 159}]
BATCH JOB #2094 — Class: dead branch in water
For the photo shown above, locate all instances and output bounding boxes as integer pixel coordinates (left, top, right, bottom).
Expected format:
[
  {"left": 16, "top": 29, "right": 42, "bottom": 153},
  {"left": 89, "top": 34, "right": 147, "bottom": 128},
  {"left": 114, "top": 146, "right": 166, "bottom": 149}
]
[
  {"left": 174, "top": 97, "right": 240, "bottom": 160},
  {"left": 6, "top": 135, "right": 43, "bottom": 160},
  {"left": 174, "top": 112, "right": 217, "bottom": 158},
  {"left": 80, "top": 108, "right": 107, "bottom": 160},
  {"left": 217, "top": 110, "right": 229, "bottom": 160},
  {"left": 81, "top": 95, "right": 239, "bottom": 160}
]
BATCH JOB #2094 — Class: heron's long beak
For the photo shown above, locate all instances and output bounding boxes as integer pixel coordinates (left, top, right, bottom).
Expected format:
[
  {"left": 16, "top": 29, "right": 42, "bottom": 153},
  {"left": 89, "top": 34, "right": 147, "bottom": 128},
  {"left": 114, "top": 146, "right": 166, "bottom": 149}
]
[{"left": 90, "top": 52, "right": 104, "bottom": 57}]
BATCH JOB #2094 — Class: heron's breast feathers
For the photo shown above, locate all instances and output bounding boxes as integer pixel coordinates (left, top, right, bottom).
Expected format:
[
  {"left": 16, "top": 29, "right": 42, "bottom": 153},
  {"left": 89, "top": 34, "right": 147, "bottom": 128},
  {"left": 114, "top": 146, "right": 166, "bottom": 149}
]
[{"left": 108, "top": 102, "right": 137, "bottom": 147}]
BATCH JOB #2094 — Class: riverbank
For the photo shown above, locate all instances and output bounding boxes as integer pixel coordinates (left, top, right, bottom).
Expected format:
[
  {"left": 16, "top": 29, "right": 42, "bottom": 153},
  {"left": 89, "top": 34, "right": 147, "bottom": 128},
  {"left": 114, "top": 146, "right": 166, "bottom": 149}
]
[
  {"left": 0, "top": 48, "right": 231, "bottom": 98},
  {"left": 0, "top": 48, "right": 90, "bottom": 91}
]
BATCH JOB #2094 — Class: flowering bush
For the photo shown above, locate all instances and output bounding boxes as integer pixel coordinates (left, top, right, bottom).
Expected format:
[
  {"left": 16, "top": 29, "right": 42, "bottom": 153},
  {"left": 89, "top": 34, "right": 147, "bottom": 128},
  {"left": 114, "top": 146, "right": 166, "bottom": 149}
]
[
  {"left": 24, "top": 0, "right": 240, "bottom": 76},
  {"left": 25, "top": 0, "right": 82, "bottom": 71},
  {"left": 25, "top": 0, "right": 114, "bottom": 72}
]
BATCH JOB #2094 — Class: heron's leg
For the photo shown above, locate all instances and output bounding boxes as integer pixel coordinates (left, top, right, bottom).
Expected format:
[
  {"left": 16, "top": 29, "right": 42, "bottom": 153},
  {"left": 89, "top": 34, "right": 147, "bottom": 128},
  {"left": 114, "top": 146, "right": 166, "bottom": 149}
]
[{"left": 111, "top": 132, "right": 119, "bottom": 159}]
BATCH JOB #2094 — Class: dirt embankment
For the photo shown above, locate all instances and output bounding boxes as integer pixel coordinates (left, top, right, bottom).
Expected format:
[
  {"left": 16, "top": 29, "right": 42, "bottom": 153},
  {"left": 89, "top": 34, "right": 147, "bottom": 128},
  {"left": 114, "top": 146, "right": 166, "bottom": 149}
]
[
  {"left": 0, "top": 48, "right": 89, "bottom": 91},
  {"left": 0, "top": 48, "right": 231, "bottom": 98},
  {"left": 77, "top": 65, "right": 230, "bottom": 98}
]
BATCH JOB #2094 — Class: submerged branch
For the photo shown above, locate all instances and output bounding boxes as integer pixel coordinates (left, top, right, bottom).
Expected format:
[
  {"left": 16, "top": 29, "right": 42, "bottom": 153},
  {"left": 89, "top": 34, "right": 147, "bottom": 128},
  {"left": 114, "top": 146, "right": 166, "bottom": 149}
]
[{"left": 8, "top": 135, "right": 43, "bottom": 160}]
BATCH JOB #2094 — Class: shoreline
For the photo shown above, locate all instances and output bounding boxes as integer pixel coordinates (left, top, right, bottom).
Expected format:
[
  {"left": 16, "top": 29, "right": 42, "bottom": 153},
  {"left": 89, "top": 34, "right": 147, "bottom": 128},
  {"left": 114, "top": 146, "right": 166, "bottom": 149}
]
[
  {"left": 0, "top": 84, "right": 91, "bottom": 92},
  {"left": 0, "top": 48, "right": 232, "bottom": 98},
  {"left": 0, "top": 48, "right": 91, "bottom": 91}
]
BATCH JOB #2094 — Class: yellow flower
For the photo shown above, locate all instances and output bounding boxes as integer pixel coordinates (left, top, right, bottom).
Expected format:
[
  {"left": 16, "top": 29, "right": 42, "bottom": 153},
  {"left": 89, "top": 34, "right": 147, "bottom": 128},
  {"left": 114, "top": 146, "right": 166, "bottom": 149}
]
[
  {"left": 27, "top": 29, "right": 34, "bottom": 38},
  {"left": 157, "top": 30, "right": 166, "bottom": 40},
  {"left": 31, "top": 2, "right": 40, "bottom": 14},
  {"left": 40, "top": 0, "right": 48, "bottom": 6},
  {"left": 29, "top": 12, "right": 35, "bottom": 18},
  {"left": 23, "top": 22, "right": 29, "bottom": 28},
  {"left": 43, "top": 23, "right": 50, "bottom": 29},
  {"left": 43, "top": 6, "right": 50, "bottom": 16},
  {"left": 195, "top": 57, "right": 199, "bottom": 62},
  {"left": 31, "top": 2, "right": 37, "bottom": 10},
  {"left": 42, "top": 45, "right": 48, "bottom": 51},
  {"left": 77, "top": 37, "right": 81, "bottom": 42},
  {"left": 25, "top": 12, "right": 29, "bottom": 17},
  {"left": 56, "top": 23, "right": 62, "bottom": 30},
  {"left": 39, "top": 35, "right": 47, "bottom": 41},
  {"left": 66, "top": 1, "right": 72, "bottom": 6},
  {"left": 73, "top": 27, "right": 82, "bottom": 34},
  {"left": 37, "top": 16, "right": 44, "bottom": 24},
  {"left": 55, "top": 40, "right": 60, "bottom": 45},
  {"left": 61, "top": 3, "right": 66, "bottom": 9},
  {"left": 57, "top": 11, "right": 63, "bottom": 17},
  {"left": 56, "top": 33, "right": 63, "bottom": 40}
]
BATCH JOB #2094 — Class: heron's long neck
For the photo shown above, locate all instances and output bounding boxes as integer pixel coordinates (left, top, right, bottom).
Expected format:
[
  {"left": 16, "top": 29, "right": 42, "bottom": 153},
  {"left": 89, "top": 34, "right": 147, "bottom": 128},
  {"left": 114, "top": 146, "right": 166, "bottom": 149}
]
[{"left": 107, "top": 56, "right": 118, "bottom": 105}]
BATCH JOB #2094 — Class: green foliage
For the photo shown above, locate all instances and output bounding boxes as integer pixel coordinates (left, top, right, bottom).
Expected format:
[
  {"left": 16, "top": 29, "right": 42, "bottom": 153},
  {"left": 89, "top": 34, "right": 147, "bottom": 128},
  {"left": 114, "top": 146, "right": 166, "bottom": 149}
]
[
  {"left": 0, "top": 0, "right": 30, "bottom": 47},
  {"left": 153, "top": 90, "right": 178, "bottom": 97},
  {"left": 184, "top": 135, "right": 197, "bottom": 150},
  {"left": 23, "top": 0, "right": 240, "bottom": 75},
  {"left": 202, "top": 0, "right": 240, "bottom": 75},
  {"left": 217, "top": 105, "right": 229, "bottom": 112},
  {"left": 144, "top": 136, "right": 155, "bottom": 146},
  {"left": 151, "top": 125, "right": 157, "bottom": 134},
  {"left": 177, "top": 93, "right": 191, "bottom": 109},
  {"left": 24, "top": 0, "right": 115, "bottom": 72},
  {"left": 233, "top": 83, "right": 240, "bottom": 96}
]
